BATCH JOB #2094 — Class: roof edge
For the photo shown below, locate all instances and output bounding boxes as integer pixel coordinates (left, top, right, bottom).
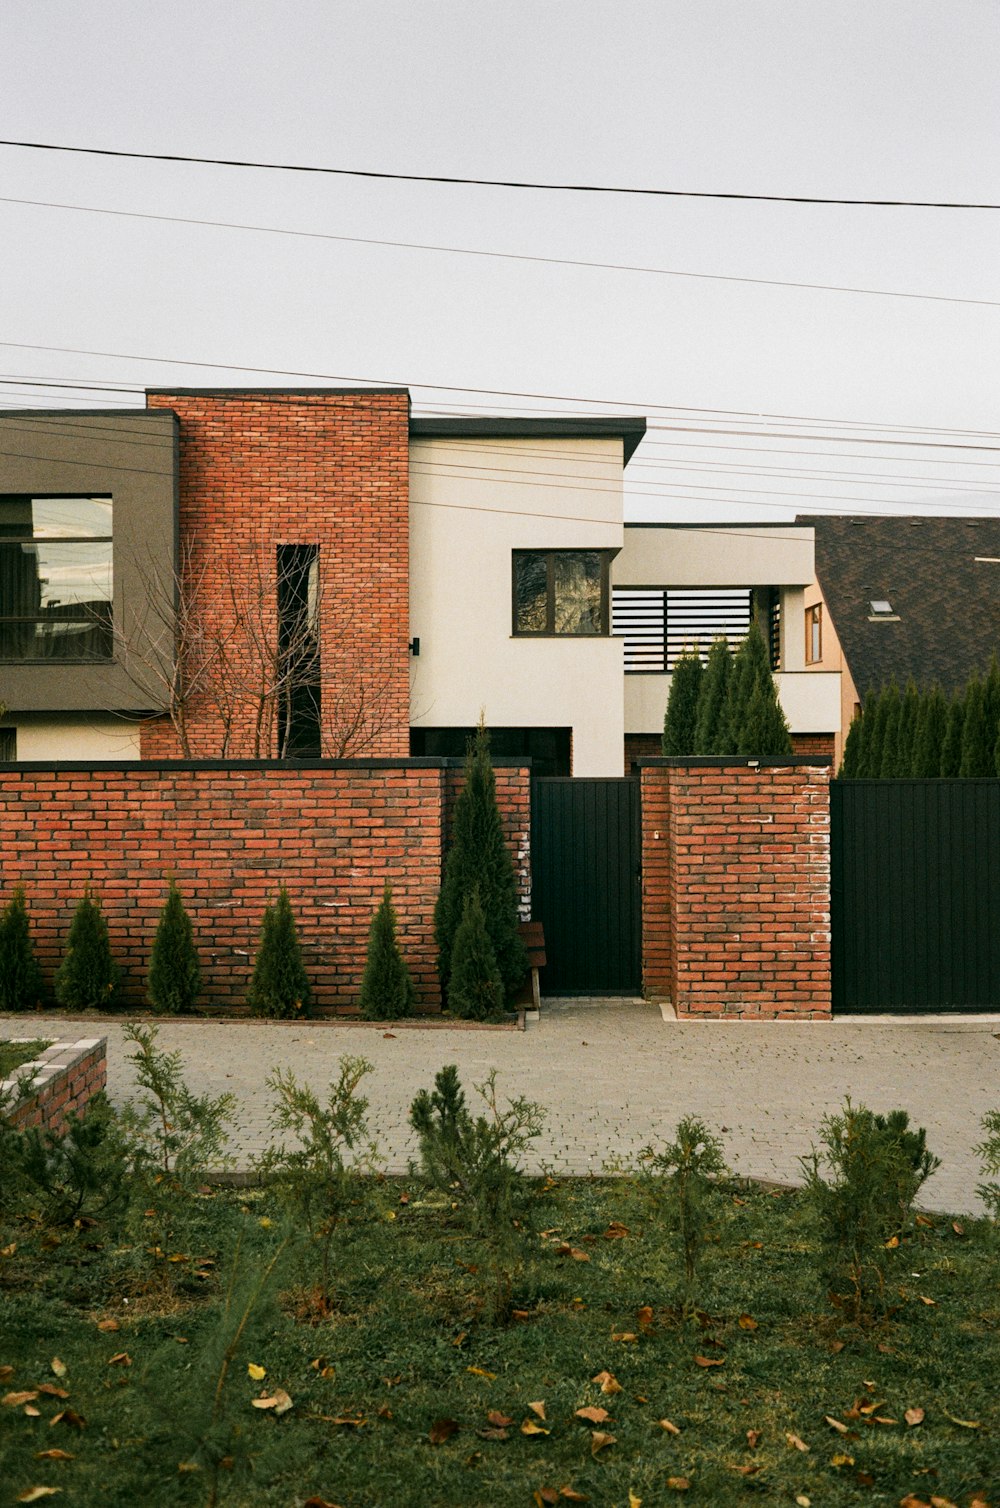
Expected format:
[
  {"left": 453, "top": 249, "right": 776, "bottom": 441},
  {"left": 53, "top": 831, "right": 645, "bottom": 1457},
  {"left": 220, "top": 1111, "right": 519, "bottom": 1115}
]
[{"left": 410, "top": 414, "right": 647, "bottom": 465}]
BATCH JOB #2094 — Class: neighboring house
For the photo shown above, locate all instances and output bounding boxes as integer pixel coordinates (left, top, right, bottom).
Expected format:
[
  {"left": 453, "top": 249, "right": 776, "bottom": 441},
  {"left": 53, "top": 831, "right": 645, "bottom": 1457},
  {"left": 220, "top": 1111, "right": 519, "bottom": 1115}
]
[
  {"left": 0, "top": 389, "right": 839, "bottom": 774},
  {"left": 800, "top": 514, "right": 1000, "bottom": 765}
]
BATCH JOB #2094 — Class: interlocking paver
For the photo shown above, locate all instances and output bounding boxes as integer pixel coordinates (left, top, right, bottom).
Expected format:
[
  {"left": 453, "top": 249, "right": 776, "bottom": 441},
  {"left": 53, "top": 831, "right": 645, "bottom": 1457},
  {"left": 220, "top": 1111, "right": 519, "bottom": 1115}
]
[{"left": 6, "top": 1001, "right": 998, "bottom": 1212}]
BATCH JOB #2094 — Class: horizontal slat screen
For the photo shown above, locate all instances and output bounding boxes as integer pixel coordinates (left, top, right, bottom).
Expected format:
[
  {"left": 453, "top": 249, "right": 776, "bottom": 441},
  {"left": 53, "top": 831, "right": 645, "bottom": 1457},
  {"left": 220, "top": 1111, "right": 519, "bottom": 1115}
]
[{"left": 612, "top": 587, "right": 752, "bottom": 672}]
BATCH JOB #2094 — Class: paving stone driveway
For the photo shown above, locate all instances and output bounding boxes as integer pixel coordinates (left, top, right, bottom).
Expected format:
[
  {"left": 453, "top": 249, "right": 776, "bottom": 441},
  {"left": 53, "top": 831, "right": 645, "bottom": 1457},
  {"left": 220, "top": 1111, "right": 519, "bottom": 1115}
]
[{"left": 9, "top": 1000, "right": 999, "bottom": 1213}]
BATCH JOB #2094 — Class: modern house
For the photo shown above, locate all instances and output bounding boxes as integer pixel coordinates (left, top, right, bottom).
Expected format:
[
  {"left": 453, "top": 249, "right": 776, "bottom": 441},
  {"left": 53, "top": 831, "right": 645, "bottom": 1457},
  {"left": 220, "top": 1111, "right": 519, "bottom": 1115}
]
[
  {"left": 0, "top": 389, "right": 839, "bottom": 771},
  {"left": 800, "top": 513, "right": 1000, "bottom": 765}
]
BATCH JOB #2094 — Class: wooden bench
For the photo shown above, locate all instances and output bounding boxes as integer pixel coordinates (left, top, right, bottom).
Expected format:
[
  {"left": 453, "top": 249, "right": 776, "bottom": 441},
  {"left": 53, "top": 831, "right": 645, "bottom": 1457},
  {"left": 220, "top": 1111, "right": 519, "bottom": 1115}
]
[{"left": 516, "top": 920, "right": 547, "bottom": 1011}]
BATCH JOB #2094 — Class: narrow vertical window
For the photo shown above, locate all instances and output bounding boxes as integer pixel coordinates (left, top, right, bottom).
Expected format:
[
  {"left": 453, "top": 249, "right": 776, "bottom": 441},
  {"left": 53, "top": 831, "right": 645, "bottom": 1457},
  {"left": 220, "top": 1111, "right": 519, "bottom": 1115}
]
[
  {"left": 0, "top": 727, "right": 15, "bottom": 760},
  {"left": 276, "top": 544, "right": 320, "bottom": 757},
  {"left": 805, "top": 603, "right": 822, "bottom": 664}
]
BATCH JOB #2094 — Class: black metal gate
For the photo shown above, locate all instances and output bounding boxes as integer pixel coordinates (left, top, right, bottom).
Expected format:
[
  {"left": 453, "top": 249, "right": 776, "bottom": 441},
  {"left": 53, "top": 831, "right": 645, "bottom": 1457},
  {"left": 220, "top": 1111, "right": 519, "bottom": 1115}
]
[
  {"left": 530, "top": 777, "right": 641, "bottom": 995},
  {"left": 831, "top": 779, "right": 1000, "bottom": 1013}
]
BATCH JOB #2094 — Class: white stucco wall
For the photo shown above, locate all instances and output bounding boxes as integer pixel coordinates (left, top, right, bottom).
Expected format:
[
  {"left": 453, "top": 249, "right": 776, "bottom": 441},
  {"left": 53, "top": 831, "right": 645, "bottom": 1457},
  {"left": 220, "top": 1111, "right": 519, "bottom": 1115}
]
[
  {"left": 409, "top": 437, "right": 626, "bottom": 776},
  {"left": 5, "top": 716, "right": 142, "bottom": 761},
  {"left": 624, "top": 670, "right": 840, "bottom": 735},
  {"left": 616, "top": 524, "right": 815, "bottom": 586}
]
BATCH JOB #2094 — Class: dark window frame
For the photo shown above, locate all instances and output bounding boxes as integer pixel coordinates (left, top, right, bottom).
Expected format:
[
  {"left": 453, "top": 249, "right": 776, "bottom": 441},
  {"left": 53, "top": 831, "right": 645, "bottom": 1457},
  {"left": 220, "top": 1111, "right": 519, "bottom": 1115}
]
[
  {"left": 0, "top": 727, "right": 15, "bottom": 761},
  {"left": 511, "top": 549, "right": 612, "bottom": 637},
  {"left": 0, "top": 493, "right": 114, "bottom": 665}
]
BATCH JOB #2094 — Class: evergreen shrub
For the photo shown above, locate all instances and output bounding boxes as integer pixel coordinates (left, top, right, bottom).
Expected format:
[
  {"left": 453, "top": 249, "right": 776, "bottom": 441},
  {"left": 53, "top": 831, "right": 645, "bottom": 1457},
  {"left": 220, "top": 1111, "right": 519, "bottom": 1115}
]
[
  {"left": 0, "top": 884, "right": 44, "bottom": 1011},
  {"left": 448, "top": 888, "right": 505, "bottom": 1021},
  {"left": 148, "top": 878, "right": 201, "bottom": 1015},
  {"left": 692, "top": 636, "right": 732, "bottom": 754},
  {"left": 662, "top": 649, "right": 703, "bottom": 755},
  {"left": 54, "top": 888, "right": 120, "bottom": 1011},
  {"left": 358, "top": 883, "right": 416, "bottom": 1020},
  {"left": 248, "top": 888, "right": 312, "bottom": 1019}
]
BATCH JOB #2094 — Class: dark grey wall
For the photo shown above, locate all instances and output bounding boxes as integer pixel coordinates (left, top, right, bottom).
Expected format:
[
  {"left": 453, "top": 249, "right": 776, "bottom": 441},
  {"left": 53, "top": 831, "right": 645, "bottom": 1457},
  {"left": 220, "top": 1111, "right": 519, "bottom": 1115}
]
[{"left": 0, "top": 410, "right": 178, "bottom": 713}]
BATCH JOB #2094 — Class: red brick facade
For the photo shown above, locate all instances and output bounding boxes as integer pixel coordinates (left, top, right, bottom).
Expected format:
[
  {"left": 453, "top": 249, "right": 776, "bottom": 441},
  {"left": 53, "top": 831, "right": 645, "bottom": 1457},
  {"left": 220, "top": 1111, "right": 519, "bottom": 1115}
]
[
  {"left": 640, "top": 760, "right": 831, "bottom": 1019},
  {"left": 5, "top": 1040, "right": 107, "bottom": 1136},
  {"left": 142, "top": 390, "right": 411, "bottom": 759},
  {"left": 2, "top": 760, "right": 531, "bottom": 1016}
]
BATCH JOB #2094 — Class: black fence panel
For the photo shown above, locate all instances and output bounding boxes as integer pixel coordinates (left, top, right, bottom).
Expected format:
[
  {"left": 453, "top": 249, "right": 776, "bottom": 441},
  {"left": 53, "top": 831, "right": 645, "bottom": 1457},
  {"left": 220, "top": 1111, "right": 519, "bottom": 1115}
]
[
  {"left": 531, "top": 777, "right": 641, "bottom": 995},
  {"left": 831, "top": 779, "right": 1000, "bottom": 1012}
]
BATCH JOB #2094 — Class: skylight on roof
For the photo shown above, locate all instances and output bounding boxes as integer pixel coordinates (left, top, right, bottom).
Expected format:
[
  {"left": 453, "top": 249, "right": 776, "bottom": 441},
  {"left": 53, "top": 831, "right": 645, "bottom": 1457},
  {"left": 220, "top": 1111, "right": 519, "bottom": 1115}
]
[
  {"left": 870, "top": 600, "right": 893, "bottom": 614},
  {"left": 868, "top": 598, "right": 899, "bottom": 621}
]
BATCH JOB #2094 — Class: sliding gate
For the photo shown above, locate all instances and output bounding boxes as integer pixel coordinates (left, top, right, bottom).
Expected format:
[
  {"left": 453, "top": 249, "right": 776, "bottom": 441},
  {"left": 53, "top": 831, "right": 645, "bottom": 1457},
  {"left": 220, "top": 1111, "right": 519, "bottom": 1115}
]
[{"left": 530, "top": 777, "right": 641, "bottom": 995}]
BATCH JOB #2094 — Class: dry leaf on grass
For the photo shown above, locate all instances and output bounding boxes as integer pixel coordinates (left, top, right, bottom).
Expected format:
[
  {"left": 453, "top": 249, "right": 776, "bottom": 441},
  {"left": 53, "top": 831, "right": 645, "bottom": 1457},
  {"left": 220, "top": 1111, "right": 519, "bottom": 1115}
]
[
  {"left": 919, "top": 1295, "right": 937, "bottom": 1307},
  {"left": 528, "top": 1400, "right": 547, "bottom": 1420},
  {"left": 659, "top": 1418, "right": 681, "bottom": 1436},
  {"left": 428, "top": 1418, "right": 459, "bottom": 1444},
  {"left": 746, "top": 1428, "right": 761, "bottom": 1449},
  {"left": 825, "top": 1415, "right": 849, "bottom": 1433},
  {"left": 17, "top": 1491, "right": 62, "bottom": 1503},
  {"left": 34, "top": 1451, "right": 73, "bottom": 1462},
  {"left": 37, "top": 1386, "right": 68, "bottom": 1400},
  {"left": 737, "top": 1314, "right": 758, "bottom": 1330},
  {"left": 904, "top": 1407, "right": 925, "bottom": 1427},
  {"left": 574, "top": 1406, "right": 611, "bottom": 1425},
  {"left": 467, "top": 1365, "right": 497, "bottom": 1380},
  {"left": 591, "top": 1370, "right": 622, "bottom": 1394},
  {"left": 558, "top": 1490, "right": 589, "bottom": 1503},
  {"left": 49, "top": 1360, "right": 66, "bottom": 1378},
  {"left": 604, "top": 1222, "right": 629, "bottom": 1239},
  {"left": 247, "top": 1363, "right": 266, "bottom": 1381},
  {"left": 486, "top": 1410, "right": 513, "bottom": 1428},
  {"left": 830, "top": 1453, "right": 854, "bottom": 1467},
  {"left": 693, "top": 1355, "right": 724, "bottom": 1368},
  {"left": 521, "top": 1419, "right": 550, "bottom": 1437},
  {"left": 665, "top": 1479, "right": 690, "bottom": 1492},
  {"left": 250, "top": 1389, "right": 292, "bottom": 1415},
  {"left": 477, "top": 1427, "right": 509, "bottom": 1441},
  {"left": 3, "top": 1391, "right": 38, "bottom": 1407},
  {"left": 589, "top": 1431, "right": 615, "bottom": 1456},
  {"left": 48, "top": 1410, "right": 85, "bottom": 1430},
  {"left": 785, "top": 1431, "right": 810, "bottom": 1452},
  {"left": 96, "top": 1318, "right": 119, "bottom": 1333},
  {"left": 107, "top": 1353, "right": 131, "bottom": 1368}
]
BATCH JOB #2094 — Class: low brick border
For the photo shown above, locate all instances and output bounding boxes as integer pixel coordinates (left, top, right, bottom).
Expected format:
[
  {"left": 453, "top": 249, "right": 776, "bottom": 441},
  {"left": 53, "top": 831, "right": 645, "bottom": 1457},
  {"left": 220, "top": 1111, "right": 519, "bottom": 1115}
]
[{"left": 1, "top": 1037, "right": 107, "bottom": 1135}]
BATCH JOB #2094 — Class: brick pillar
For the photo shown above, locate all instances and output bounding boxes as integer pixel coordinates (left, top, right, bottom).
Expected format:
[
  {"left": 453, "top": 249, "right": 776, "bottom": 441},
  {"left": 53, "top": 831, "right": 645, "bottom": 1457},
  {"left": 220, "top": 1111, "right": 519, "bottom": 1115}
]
[{"left": 640, "top": 758, "right": 831, "bottom": 1020}]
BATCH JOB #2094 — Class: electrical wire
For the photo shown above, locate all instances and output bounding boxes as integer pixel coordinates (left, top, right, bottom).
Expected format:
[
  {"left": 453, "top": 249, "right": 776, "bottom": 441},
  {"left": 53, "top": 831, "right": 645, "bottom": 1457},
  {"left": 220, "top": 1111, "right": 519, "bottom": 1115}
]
[
  {"left": 3, "top": 193, "right": 995, "bottom": 308},
  {"left": 1, "top": 138, "right": 997, "bottom": 210}
]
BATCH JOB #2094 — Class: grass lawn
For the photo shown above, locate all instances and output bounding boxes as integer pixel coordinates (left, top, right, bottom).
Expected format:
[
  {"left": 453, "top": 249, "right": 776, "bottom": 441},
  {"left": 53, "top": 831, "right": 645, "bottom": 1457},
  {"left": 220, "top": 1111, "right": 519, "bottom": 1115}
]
[
  {"left": 0, "top": 1039, "right": 52, "bottom": 1079},
  {"left": 1, "top": 1174, "right": 996, "bottom": 1507}
]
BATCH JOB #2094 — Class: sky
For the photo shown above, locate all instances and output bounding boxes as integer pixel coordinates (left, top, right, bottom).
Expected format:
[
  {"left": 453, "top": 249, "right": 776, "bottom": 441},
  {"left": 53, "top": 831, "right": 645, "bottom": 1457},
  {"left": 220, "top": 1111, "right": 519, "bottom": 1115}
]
[{"left": 0, "top": 0, "right": 997, "bottom": 523}]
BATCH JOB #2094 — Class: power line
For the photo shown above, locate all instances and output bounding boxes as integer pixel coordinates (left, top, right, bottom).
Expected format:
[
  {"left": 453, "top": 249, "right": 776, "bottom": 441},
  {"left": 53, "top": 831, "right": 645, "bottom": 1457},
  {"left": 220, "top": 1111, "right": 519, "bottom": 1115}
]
[
  {"left": 1, "top": 137, "right": 997, "bottom": 210},
  {"left": 4, "top": 193, "right": 996, "bottom": 308}
]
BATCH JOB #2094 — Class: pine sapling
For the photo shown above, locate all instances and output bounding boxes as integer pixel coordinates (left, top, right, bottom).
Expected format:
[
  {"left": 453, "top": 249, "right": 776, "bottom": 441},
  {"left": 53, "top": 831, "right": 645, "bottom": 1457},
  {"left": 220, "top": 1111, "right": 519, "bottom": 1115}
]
[
  {"left": 0, "top": 883, "right": 44, "bottom": 1011},
  {"left": 148, "top": 878, "right": 201, "bottom": 1014},
  {"left": 359, "top": 883, "right": 416, "bottom": 1020},
  {"left": 248, "top": 887, "right": 312, "bottom": 1018},
  {"left": 55, "top": 887, "right": 120, "bottom": 1011},
  {"left": 642, "top": 1116, "right": 727, "bottom": 1318}
]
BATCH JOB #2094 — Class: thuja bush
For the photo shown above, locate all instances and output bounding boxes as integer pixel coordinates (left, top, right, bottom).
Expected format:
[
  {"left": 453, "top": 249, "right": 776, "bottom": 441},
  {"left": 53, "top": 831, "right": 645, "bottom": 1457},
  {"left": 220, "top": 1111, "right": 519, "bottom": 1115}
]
[
  {"left": 692, "top": 635, "right": 732, "bottom": 754},
  {"left": 448, "top": 887, "right": 506, "bottom": 1021},
  {"left": 641, "top": 1116, "right": 727, "bottom": 1318},
  {"left": 54, "top": 887, "right": 120, "bottom": 1011},
  {"left": 661, "top": 648, "right": 702, "bottom": 755},
  {"left": 975, "top": 1110, "right": 1000, "bottom": 1220},
  {"left": 358, "top": 883, "right": 416, "bottom": 1020},
  {"left": 409, "top": 1063, "right": 544, "bottom": 1322},
  {"left": 248, "top": 887, "right": 312, "bottom": 1019},
  {"left": 0, "top": 883, "right": 44, "bottom": 1011},
  {"left": 148, "top": 878, "right": 202, "bottom": 1015},
  {"left": 800, "top": 1099, "right": 940, "bottom": 1326}
]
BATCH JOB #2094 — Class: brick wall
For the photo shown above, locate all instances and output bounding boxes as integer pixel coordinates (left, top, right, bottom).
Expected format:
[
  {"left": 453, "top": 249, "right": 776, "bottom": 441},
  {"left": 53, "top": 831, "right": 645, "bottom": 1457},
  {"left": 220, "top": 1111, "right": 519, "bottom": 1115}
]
[
  {"left": 142, "top": 390, "right": 411, "bottom": 759},
  {"left": 3, "top": 762, "right": 447, "bottom": 1014},
  {"left": 3, "top": 1038, "right": 107, "bottom": 1136},
  {"left": 640, "top": 759, "right": 831, "bottom": 1019},
  {"left": 791, "top": 732, "right": 835, "bottom": 761}
]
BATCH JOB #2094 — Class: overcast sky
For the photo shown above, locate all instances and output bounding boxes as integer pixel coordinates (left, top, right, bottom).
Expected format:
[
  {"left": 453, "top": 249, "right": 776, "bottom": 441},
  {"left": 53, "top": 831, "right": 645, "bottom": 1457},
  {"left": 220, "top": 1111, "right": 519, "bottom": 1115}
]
[{"left": 0, "top": 1, "right": 997, "bottom": 522}]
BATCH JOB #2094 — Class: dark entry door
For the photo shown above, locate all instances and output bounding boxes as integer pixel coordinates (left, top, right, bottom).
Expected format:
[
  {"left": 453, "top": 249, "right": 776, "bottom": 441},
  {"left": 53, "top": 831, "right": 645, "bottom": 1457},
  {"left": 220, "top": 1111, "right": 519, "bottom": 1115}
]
[{"left": 531, "top": 777, "right": 641, "bottom": 995}]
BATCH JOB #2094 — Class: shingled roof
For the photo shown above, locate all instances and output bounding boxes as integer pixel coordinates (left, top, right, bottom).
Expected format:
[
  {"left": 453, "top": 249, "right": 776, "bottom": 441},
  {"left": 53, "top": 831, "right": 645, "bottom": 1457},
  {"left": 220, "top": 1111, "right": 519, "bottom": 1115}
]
[{"left": 803, "top": 514, "right": 1000, "bottom": 701}]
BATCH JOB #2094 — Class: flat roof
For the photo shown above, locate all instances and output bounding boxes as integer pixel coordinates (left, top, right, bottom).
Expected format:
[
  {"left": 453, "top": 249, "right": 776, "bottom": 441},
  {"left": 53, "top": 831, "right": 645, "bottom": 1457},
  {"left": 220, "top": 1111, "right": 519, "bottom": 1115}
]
[{"left": 409, "top": 414, "right": 646, "bottom": 465}]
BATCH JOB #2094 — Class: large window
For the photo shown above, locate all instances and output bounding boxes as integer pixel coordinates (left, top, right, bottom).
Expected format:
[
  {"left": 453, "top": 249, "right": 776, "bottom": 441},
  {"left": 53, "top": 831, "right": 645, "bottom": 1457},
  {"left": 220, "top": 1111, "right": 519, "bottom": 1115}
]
[
  {"left": 512, "top": 550, "right": 610, "bottom": 636},
  {"left": 0, "top": 496, "right": 113, "bottom": 662}
]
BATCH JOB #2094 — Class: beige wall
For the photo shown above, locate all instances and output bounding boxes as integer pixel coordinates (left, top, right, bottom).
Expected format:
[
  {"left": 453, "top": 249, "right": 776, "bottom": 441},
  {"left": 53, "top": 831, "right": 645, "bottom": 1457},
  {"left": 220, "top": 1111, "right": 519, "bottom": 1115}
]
[
  {"left": 7, "top": 716, "right": 143, "bottom": 761},
  {"left": 409, "top": 437, "right": 626, "bottom": 776},
  {"left": 616, "top": 524, "right": 815, "bottom": 586},
  {"left": 802, "top": 580, "right": 859, "bottom": 766},
  {"left": 625, "top": 670, "right": 840, "bottom": 735}
]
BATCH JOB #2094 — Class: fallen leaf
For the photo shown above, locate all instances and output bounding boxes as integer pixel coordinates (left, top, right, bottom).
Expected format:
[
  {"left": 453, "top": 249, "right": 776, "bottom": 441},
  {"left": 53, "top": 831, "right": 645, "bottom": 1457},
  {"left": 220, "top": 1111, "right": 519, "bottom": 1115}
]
[
  {"left": 604, "top": 1222, "right": 629, "bottom": 1239},
  {"left": 830, "top": 1453, "right": 854, "bottom": 1467},
  {"left": 612, "top": 1332, "right": 638, "bottom": 1343},
  {"left": 107, "top": 1353, "right": 131, "bottom": 1368},
  {"left": 629, "top": 1492, "right": 642, "bottom": 1508},
  {"left": 694, "top": 1355, "right": 724, "bottom": 1368},
  {"left": 36, "top": 1386, "right": 68, "bottom": 1400},
  {"left": 829, "top": 1339, "right": 845, "bottom": 1354},
  {"left": 429, "top": 1417, "right": 459, "bottom": 1444},
  {"left": 659, "top": 1418, "right": 682, "bottom": 1435},
  {"left": 898, "top": 1497, "right": 932, "bottom": 1508},
  {"left": 382, "top": 1031, "right": 396, "bottom": 1039},
  {"left": 795, "top": 1497, "right": 811, "bottom": 1507},
  {"left": 919, "top": 1295, "right": 937, "bottom": 1307},
  {"left": 591, "top": 1370, "right": 622, "bottom": 1394},
  {"left": 884, "top": 1235, "right": 899, "bottom": 1249},
  {"left": 17, "top": 1491, "right": 62, "bottom": 1503},
  {"left": 34, "top": 1451, "right": 74, "bottom": 1461},
  {"left": 785, "top": 1431, "right": 810, "bottom": 1452},
  {"left": 859, "top": 1400, "right": 886, "bottom": 1416},
  {"left": 574, "top": 1406, "right": 611, "bottom": 1425},
  {"left": 825, "top": 1415, "right": 849, "bottom": 1434},
  {"left": 4, "top": 1391, "right": 39, "bottom": 1407},
  {"left": 746, "top": 1428, "right": 762, "bottom": 1449},
  {"left": 467, "top": 1365, "right": 496, "bottom": 1380},
  {"left": 377, "top": 1404, "right": 392, "bottom": 1420},
  {"left": 247, "top": 1363, "right": 266, "bottom": 1381},
  {"left": 477, "top": 1427, "right": 509, "bottom": 1441},
  {"left": 317, "top": 1414, "right": 365, "bottom": 1427},
  {"left": 49, "top": 1360, "right": 66, "bottom": 1379},
  {"left": 521, "top": 1419, "right": 550, "bottom": 1437},
  {"left": 96, "top": 1319, "right": 120, "bottom": 1333},
  {"left": 590, "top": 1431, "right": 615, "bottom": 1456},
  {"left": 49, "top": 1411, "right": 85, "bottom": 1430},
  {"left": 855, "top": 1471, "right": 874, "bottom": 1487},
  {"left": 666, "top": 1479, "right": 690, "bottom": 1492},
  {"left": 941, "top": 1410, "right": 980, "bottom": 1428},
  {"left": 951, "top": 1221, "right": 964, "bottom": 1237},
  {"left": 738, "top": 1314, "right": 758, "bottom": 1330},
  {"left": 731, "top": 1464, "right": 761, "bottom": 1477},
  {"left": 637, "top": 1305, "right": 654, "bottom": 1328},
  {"left": 0, "top": 1243, "right": 16, "bottom": 1257},
  {"left": 0, "top": 1366, "right": 12, "bottom": 1382},
  {"left": 487, "top": 1410, "right": 513, "bottom": 1427},
  {"left": 873, "top": 1415, "right": 898, "bottom": 1425},
  {"left": 251, "top": 1389, "right": 292, "bottom": 1415},
  {"left": 915, "top": 1213, "right": 934, "bottom": 1227},
  {"left": 25, "top": 1406, "right": 41, "bottom": 1416},
  {"left": 528, "top": 1400, "right": 547, "bottom": 1420},
  {"left": 534, "top": 1491, "right": 558, "bottom": 1507},
  {"left": 929, "top": 1497, "right": 959, "bottom": 1508},
  {"left": 559, "top": 1490, "right": 589, "bottom": 1503}
]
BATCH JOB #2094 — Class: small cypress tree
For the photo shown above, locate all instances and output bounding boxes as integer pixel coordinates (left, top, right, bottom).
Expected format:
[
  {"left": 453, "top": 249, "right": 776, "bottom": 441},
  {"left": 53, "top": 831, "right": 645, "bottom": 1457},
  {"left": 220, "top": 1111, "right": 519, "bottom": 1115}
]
[
  {"left": 662, "top": 649, "right": 703, "bottom": 756},
  {"left": 862, "top": 687, "right": 888, "bottom": 777},
  {"left": 0, "top": 884, "right": 44, "bottom": 1011},
  {"left": 984, "top": 651, "right": 1000, "bottom": 734},
  {"left": 959, "top": 676, "right": 994, "bottom": 777},
  {"left": 720, "top": 620, "right": 772, "bottom": 754},
  {"left": 896, "top": 680, "right": 921, "bottom": 774},
  {"left": 940, "top": 693, "right": 965, "bottom": 777},
  {"left": 434, "top": 718, "right": 526, "bottom": 1002},
  {"left": 877, "top": 683, "right": 903, "bottom": 778},
  {"left": 147, "top": 879, "right": 201, "bottom": 1015},
  {"left": 692, "top": 636, "right": 732, "bottom": 754},
  {"left": 248, "top": 887, "right": 312, "bottom": 1019},
  {"left": 359, "top": 883, "right": 416, "bottom": 1020},
  {"left": 736, "top": 673, "right": 793, "bottom": 757},
  {"left": 911, "top": 685, "right": 947, "bottom": 777},
  {"left": 447, "top": 888, "right": 505, "bottom": 1021},
  {"left": 55, "top": 888, "right": 120, "bottom": 1011},
  {"left": 839, "top": 712, "right": 863, "bottom": 778}
]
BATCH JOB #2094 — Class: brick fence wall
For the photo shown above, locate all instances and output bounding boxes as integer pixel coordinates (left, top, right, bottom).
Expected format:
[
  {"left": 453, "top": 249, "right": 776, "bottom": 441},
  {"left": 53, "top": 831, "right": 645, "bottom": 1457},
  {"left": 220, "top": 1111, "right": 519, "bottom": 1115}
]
[
  {"left": 2, "top": 759, "right": 531, "bottom": 1016},
  {"left": 3, "top": 1037, "right": 107, "bottom": 1136},
  {"left": 640, "top": 760, "right": 831, "bottom": 1019}
]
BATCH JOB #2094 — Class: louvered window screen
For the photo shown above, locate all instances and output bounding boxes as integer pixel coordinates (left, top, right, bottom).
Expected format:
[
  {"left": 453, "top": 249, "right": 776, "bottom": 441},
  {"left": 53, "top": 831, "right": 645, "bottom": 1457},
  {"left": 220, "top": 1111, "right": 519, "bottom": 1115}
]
[{"left": 612, "top": 587, "right": 753, "bottom": 673}]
